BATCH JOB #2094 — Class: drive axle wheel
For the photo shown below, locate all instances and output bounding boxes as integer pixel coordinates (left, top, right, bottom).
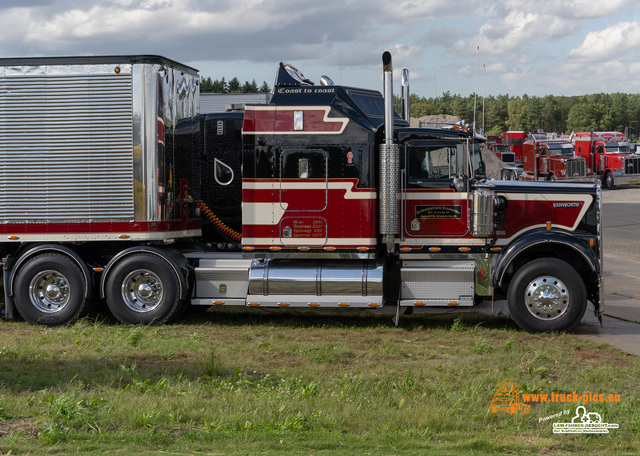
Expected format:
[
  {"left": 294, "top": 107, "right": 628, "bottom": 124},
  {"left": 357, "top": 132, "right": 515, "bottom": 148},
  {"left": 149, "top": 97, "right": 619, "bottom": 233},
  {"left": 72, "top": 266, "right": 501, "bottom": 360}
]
[
  {"left": 105, "top": 253, "right": 183, "bottom": 325},
  {"left": 507, "top": 258, "right": 587, "bottom": 333},
  {"left": 13, "top": 253, "right": 88, "bottom": 326}
]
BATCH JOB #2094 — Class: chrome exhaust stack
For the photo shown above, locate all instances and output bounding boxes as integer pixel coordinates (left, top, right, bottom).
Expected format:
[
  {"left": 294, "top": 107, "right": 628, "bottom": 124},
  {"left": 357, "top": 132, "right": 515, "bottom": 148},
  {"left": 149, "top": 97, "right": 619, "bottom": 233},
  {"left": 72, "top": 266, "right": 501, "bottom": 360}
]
[
  {"left": 379, "top": 51, "right": 399, "bottom": 253},
  {"left": 401, "top": 68, "right": 410, "bottom": 122}
]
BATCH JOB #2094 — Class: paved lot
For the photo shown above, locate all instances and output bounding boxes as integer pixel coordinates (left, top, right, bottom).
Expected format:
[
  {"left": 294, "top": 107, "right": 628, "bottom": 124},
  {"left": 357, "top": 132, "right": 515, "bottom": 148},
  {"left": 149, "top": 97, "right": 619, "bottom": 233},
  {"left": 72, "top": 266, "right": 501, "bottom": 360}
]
[{"left": 573, "top": 195, "right": 640, "bottom": 356}]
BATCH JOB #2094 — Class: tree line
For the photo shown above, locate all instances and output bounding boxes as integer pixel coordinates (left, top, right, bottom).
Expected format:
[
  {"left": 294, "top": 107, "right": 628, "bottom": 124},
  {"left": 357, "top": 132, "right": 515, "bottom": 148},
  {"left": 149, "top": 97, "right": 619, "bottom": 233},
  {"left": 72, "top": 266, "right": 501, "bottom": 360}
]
[
  {"left": 201, "top": 76, "right": 270, "bottom": 94},
  {"left": 201, "top": 74, "right": 640, "bottom": 142},
  {"left": 408, "top": 92, "right": 640, "bottom": 142}
]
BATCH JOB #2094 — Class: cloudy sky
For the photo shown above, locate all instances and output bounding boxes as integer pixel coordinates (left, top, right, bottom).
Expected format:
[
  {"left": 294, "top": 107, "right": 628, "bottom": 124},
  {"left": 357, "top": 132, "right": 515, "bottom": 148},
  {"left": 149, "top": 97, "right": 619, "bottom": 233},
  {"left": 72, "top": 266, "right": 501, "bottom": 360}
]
[{"left": 1, "top": 0, "right": 639, "bottom": 98}]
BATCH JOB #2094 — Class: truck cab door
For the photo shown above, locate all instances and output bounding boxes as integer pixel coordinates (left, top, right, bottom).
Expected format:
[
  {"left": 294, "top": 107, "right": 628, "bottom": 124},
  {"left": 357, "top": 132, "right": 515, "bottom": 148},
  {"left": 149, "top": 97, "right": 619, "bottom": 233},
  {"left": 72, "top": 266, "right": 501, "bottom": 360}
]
[
  {"left": 278, "top": 148, "right": 329, "bottom": 247},
  {"left": 402, "top": 141, "right": 469, "bottom": 238}
]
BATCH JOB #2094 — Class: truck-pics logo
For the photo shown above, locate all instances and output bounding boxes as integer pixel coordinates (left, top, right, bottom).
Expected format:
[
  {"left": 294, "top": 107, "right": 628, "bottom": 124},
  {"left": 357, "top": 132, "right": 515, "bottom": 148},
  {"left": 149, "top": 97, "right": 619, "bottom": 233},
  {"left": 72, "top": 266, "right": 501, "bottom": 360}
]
[{"left": 489, "top": 381, "right": 531, "bottom": 414}]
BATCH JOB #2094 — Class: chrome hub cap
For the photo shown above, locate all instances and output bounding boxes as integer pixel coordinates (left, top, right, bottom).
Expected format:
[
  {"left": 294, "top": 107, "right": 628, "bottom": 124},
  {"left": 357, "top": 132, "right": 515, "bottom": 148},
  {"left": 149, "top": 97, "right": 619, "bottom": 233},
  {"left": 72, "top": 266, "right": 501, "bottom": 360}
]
[
  {"left": 121, "top": 269, "right": 163, "bottom": 313},
  {"left": 524, "top": 275, "right": 569, "bottom": 320},
  {"left": 29, "top": 270, "right": 71, "bottom": 313}
]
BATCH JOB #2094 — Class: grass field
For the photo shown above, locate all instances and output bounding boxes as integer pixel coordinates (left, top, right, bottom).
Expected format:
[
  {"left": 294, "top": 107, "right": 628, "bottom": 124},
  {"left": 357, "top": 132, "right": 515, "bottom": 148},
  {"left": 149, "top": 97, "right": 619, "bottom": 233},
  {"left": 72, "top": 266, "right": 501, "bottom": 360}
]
[{"left": 0, "top": 307, "right": 638, "bottom": 455}]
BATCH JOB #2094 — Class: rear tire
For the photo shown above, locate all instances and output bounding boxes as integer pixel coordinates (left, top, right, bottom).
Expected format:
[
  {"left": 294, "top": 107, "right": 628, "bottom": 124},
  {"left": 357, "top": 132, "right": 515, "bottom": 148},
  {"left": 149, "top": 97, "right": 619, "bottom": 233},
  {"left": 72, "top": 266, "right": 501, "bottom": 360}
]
[
  {"left": 105, "top": 253, "right": 184, "bottom": 325},
  {"left": 507, "top": 258, "right": 587, "bottom": 333},
  {"left": 13, "top": 253, "right": 88, "bottom": 326}
]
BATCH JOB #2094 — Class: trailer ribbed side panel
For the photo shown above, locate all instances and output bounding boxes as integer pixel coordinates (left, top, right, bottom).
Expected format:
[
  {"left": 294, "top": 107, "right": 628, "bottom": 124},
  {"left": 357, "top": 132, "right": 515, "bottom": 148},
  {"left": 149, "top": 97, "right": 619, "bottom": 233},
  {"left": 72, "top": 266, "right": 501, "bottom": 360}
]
[{"left": 0, "top": 73, "right": 134, "bottom": 221}]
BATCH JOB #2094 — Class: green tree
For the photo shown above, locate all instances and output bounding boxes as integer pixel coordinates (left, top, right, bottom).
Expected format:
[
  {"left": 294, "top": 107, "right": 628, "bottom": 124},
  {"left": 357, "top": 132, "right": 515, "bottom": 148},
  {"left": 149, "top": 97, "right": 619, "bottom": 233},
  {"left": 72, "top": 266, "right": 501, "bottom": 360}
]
[
  {"left": 566, "top": 102, "right": 616, "bottom": 132},
  {"left": 228, "top": 77, "right": 241, "bottom": 93},
  {"left": 505, "top": 97, "right": 527, "bottom": 130},
  {"left": 259, "top": 81, "right": 271, "bottom": 93}
]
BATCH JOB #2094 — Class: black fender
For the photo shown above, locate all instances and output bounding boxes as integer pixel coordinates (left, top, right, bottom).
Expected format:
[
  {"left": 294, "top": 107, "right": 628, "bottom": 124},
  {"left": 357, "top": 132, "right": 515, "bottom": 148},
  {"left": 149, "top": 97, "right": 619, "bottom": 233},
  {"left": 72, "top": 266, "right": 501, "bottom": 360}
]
[
  {"left": 8, "top": 244, "right": 93, "bottom": 298},
  {"left": 99, "top": 246, "right": 190, "bottom": 300},
  {"left": 492, "top": 229, "right": 600, "bottom": 289}
]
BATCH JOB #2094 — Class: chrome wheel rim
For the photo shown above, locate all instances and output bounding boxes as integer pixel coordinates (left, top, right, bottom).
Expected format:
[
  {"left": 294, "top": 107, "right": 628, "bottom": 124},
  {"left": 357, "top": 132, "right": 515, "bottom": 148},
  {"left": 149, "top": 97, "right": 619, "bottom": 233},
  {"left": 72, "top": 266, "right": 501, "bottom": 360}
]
[
  {"left": 29, "top": 270, "right": 71, "bottom": 313},
  {"left": 524, "top": 275, "right": 569, "bottom": 321},
  {"left": 121, "top": 269, "right": 164, "bottom": 313}
]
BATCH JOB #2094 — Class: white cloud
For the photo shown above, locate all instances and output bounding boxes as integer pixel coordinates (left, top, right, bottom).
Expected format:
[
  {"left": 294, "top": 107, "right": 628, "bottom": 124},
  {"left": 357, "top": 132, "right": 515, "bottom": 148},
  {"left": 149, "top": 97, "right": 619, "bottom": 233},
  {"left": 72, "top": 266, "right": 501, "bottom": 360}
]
[{"left": 569, "top": 20, "right": 640, "bottom": 61}]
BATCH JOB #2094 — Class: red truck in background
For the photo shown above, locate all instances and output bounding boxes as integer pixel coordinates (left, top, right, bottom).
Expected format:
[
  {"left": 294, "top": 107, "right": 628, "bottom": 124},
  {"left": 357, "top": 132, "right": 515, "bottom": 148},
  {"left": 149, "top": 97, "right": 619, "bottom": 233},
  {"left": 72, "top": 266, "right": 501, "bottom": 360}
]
[
  {"left": 573, "top": 131, "right": 640, "bottom": 189},
  {"left": 487, "top": 135, "right": 516, "bottom": 165},
  {"left": 521, "top": 135, "right": 587, "bottom": 181},
  {"left": 503, "top": 131, "right": 528, "bottom": 165}
]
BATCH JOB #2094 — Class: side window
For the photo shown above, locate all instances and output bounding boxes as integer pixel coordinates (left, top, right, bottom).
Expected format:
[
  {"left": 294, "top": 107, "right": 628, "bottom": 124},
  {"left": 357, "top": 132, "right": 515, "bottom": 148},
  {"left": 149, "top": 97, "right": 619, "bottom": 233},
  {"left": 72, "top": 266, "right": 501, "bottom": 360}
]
[{"left": 407, "top": 146, "right": 457, "bottom": 180}]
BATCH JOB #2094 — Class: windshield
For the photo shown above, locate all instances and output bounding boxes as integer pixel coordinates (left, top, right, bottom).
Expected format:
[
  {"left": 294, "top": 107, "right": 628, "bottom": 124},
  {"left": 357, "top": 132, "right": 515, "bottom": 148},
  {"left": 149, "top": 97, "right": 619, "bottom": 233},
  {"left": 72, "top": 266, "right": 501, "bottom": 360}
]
[
  {"left": 548, "top": 144, "right": 574, "bottom": 156},
  {"left": 604, "top": 143, "right": 630, "bottom": 154}
]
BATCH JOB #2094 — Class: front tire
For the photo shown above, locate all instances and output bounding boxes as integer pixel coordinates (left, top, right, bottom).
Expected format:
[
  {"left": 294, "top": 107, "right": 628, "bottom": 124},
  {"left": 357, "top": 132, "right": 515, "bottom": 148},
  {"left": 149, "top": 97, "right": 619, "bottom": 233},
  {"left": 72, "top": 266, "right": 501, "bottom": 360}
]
[
  {"left": 13, "top": 253, "right": 88, "bottom": 325},
  {"left": 604, "top": 171, "right": 614, "bottom": 190},
  {"left": 105, "top": 253, "right": 183, "bottom": 325},
  {"left": 507, "top": 258, "right": 587, "bottom": 333}
]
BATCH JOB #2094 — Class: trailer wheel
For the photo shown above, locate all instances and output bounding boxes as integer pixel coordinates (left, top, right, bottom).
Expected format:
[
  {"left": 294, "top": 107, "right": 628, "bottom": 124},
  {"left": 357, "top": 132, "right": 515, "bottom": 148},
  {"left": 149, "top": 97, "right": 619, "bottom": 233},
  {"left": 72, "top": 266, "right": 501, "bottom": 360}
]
[
  {"left": 105, "top": 253, "right": 183, "bottom": 325},
  {"left": 507, "top": 258, "right": 587, "bottom": 333},
  {"left": 13, "top": 253, "right": 88, "bottom": 326},
  {"left": 604, "top": 171, "right": 614, "bottom": 190}
]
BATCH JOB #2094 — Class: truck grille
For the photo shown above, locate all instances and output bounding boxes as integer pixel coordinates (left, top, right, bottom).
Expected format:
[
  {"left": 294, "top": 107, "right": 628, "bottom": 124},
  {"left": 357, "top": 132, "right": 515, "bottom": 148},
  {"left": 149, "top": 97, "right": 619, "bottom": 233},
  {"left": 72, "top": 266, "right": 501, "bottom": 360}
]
[
  {"left": 624, "top": 156, "right": 640, "bottom": 175},
  {"left": 501, "top": 152, "right": 515, "bottom": 164},
  {"left": 0, "top": 72, "right": 134, "bottom": 221},
  {"left": 566, "top": 158, "right": 586, "bottom": 177}
]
